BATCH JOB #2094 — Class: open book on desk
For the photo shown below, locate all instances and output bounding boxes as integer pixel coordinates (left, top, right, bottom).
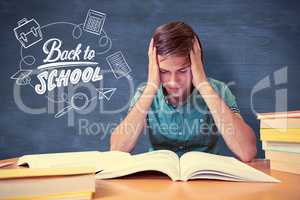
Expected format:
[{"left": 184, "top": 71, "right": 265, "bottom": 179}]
[{"left": 17, "top": 150, "right": 280, "bottom": 182}]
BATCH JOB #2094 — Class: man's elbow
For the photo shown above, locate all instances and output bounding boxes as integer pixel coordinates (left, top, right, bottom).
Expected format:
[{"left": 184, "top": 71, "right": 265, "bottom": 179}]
[
  {"left": 240, "top": 145, "right": 257, "bottom": 162},
  {"left": 110, "top": 133, "right": 122, "bottom": 151},
  {"left": 110, "top": 133, "right": 132, "bottom": 152},
  {"left": 239, "top": 128, "right": 257, "bottom": 162}
]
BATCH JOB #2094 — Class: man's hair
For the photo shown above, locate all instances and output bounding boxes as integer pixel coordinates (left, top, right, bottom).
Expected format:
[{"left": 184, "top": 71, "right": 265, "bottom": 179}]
[{"left": 153, "top": 21, "right": 204, "bottom": 63}]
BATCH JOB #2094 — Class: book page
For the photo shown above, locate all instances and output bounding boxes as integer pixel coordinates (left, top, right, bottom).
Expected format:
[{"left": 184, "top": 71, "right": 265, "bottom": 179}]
[
  {"left": 180, "top": 151, "right": 279, "bottom": 182},
  {"left": 133, "top": 150, "right": 180, "bottom": 179},
  {"left": 96, "top": 150, "right": 180, "bottom": 181},
  {"left": 17, "top": 151, "right": 131, "bottom": 172}
]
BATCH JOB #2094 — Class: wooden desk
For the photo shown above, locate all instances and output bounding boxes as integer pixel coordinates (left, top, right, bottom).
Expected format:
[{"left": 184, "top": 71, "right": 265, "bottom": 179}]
[{"left": 1, "top": 158, "right": 299, "bottom": 200}]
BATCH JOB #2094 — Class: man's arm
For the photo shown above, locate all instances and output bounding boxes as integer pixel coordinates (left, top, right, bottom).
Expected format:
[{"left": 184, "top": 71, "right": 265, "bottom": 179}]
[
  {"left": 196, "top": 82, "right": 257, "bottom": 162},
  {"left": 190, "top": 37, "right": 257, "bottom": 162},
  {"left": 110, "top": 39, "right": 160, "bottom": 152},
  {"left": 110, "top": 86, "right": 157, "bottom": 152}
]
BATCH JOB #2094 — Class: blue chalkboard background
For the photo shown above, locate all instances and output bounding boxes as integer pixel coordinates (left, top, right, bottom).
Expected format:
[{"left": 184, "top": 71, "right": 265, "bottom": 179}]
[{"left": 0, "top": 0, "right": 299, "bottom": 159}]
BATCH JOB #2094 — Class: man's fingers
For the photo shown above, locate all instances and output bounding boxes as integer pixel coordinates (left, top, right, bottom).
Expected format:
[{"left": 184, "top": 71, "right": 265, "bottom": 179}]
[
  {"left": 190, "top": 39, "right": 201, "bottom": 67},
  {"left": 190, "top": 50, "right": 196, "bottom": 69},
  {"left": 196, "top": 36, "right": 201, "bottom": 50},
  {"left": 152, "top": 46, "right": 158, "bottom": 66},
  {"left": 148, "top": 38, "right": 154, "bottom": 67},
  {"left": 148, "top": 38, "right": 153, "bottom": 56},
  {"left": 196, "top": 39, "right": 201, "bottom": 53},
  {"left": 192, "top": 36, "right": 197, "bottom": 52}
]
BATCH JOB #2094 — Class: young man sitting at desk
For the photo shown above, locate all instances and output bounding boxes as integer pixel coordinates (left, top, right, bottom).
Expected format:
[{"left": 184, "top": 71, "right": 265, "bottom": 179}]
[{"left": 110, "top": 21, "right": 257, "bottom": 162}]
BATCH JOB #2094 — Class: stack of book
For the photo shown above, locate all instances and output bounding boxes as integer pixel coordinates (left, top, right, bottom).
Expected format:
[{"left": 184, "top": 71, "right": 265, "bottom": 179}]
[
  {"left": 0, "top": 167, "right": 96, "bottom": 200},
  {"left": 257, "top": 110, "right": 300, "bottom": 174}
]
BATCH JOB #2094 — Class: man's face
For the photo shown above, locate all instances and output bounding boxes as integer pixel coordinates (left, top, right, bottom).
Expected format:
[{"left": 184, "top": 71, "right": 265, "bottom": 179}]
[{"left": 158, "top": 55, "right": 193, "bottom": 100}]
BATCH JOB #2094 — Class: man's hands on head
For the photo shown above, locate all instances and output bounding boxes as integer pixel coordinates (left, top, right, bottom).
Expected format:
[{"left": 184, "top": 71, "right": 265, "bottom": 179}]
[
  {"left": 147, "top": 38, "right": 161, "bottom": 93},
  {"left": 190, "top": 36, "right": 208, "bottom": 90},
  {"left": 147, "top": 37, "right": 208, "bottom": 94}
]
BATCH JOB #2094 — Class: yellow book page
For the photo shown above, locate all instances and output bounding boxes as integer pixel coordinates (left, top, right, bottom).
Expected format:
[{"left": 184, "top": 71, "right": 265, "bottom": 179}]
[
  {"left": 260, "top": 128, "right": 300, "bottom": 134},
  {"left": 0, "top": 167, "right": 95, "bottom": 179},
  {"left": 260, "top": 130, "right": 300, "bottom": 142},
  {"left": 17, "top": 151, "right": 131, "bottom": 172},
  {"left": 0, "top": 191, "right": 92, "bottom": 200}
]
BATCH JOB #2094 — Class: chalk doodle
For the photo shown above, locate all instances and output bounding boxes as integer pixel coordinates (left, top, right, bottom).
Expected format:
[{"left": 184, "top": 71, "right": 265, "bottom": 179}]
[{"left": 11, "top": 9, "right": 130, "bottom": 119}]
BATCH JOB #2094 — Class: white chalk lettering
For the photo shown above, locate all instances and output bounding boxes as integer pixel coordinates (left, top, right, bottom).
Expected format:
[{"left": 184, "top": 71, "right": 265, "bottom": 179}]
[
  {"left": 34, "top": 67, "right": 103, "bottom": 94},
  {"left": 43, "top": 38, "right": 82, "bottom": 63}
]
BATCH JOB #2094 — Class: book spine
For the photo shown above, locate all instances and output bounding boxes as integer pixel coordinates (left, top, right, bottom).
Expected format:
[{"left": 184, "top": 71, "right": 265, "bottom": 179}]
[
  {"left": 260, "top": 129, "right": 300, "bottom": 142},
  {"left": 262, "top": 142, "right": 300, "bottom": 153},
  {"left": 0, "top": 191, "right": 93, "bottom": 200},
  {"left": 270, "top": 161, "right": 300, "bottom": 174},
  {"left": 260, "top": 118, "right": 300, "bottom": 129},
  {"left": 257, "top": 110, "right": 300, "bottom": 119},
  {"left": 265, "top": 151, "right": 300, "bottom": 164},
  {"left": 261, "top": 129, "right": 300, "bottom": 134}
]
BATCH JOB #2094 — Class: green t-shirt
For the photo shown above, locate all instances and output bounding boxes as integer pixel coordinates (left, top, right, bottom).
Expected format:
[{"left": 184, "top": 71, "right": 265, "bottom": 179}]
[{"left": 128, "top": 78, "right": 240, "bottom": 157}]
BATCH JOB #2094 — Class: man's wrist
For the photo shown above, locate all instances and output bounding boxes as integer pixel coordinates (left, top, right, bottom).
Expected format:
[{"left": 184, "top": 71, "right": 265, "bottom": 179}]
[
  {"left": 145, "top": 83, "right": 159, "bottom": 95},
  {"left": 195, "top": 80, "right": 214, "bottom": 95}
]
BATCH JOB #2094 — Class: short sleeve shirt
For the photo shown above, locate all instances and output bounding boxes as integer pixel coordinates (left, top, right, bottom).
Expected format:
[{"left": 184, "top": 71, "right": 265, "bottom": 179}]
[{"left": 128, "top": 78, "right": 240, "bottom": 157}]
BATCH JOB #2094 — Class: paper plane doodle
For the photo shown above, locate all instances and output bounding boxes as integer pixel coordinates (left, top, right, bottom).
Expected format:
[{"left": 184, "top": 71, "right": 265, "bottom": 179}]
[
  {"left": 11, "top": 69, "right": 32, "bottom": 85},
  {"left": 96, "top": 88, "right": 116, "bottom": 101}
]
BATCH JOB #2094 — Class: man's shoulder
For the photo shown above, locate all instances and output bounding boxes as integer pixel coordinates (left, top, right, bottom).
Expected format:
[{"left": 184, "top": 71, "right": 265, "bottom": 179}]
[
  {"left": 207, "top": 77, "right": 239, "bottom": 111},
  {"left": 207, "top": 77, "right": 232, "bottom": 93},
  {"left": 207, "top": 77, "right": 228, "bottom": 88}
]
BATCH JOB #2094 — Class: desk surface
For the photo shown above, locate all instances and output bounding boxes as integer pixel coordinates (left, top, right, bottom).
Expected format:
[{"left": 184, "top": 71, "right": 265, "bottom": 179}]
[{"left": 0, "top": 158, "right": 299, "bottom": 200}]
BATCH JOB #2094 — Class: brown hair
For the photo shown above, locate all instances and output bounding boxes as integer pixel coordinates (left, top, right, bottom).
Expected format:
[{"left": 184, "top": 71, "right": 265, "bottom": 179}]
[{"left": 153, "top": 21, "right": 204, "bottom": 63}]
